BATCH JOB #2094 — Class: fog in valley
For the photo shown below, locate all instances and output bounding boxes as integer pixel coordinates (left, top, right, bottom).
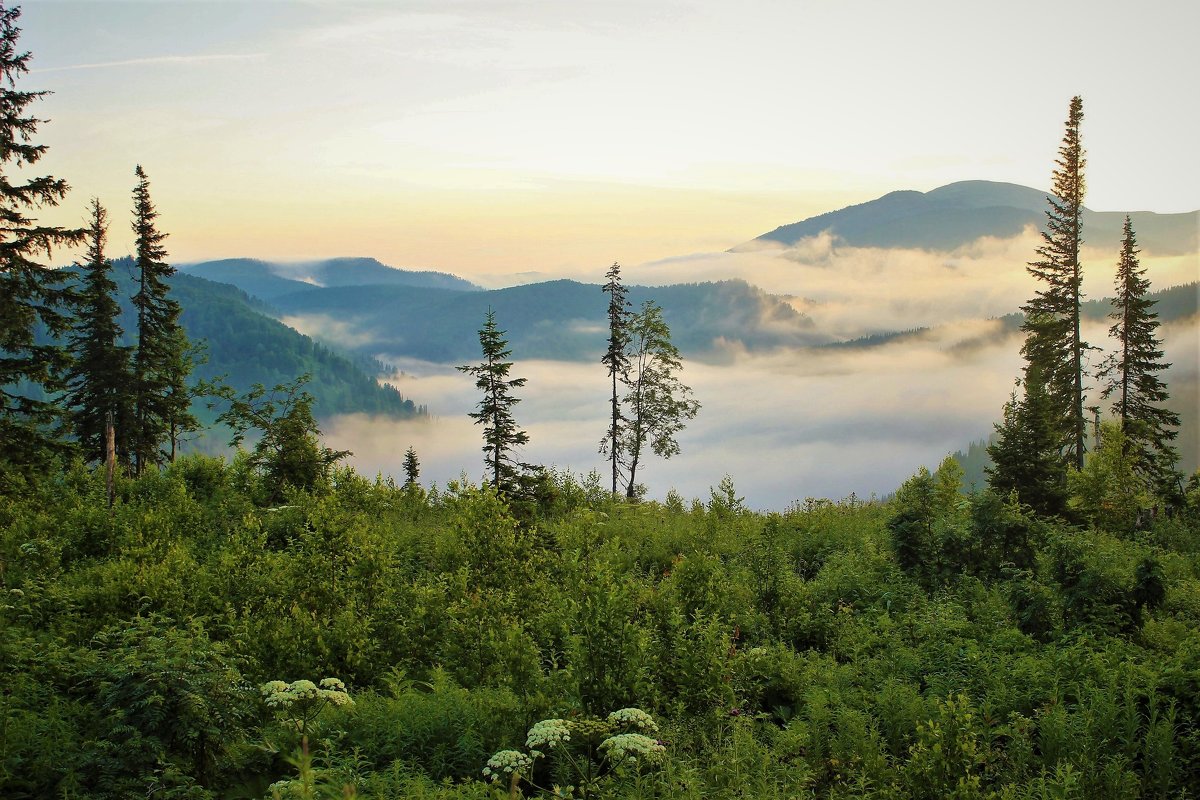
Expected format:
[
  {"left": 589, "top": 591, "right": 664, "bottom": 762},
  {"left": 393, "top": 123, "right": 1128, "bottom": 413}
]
[{"left": 317, "top": 231, "right": 1198, "bottom": 510}]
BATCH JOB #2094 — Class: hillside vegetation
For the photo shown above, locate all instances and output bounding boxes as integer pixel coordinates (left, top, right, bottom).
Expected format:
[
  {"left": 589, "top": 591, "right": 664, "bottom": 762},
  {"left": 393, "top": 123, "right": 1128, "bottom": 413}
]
[
  {"left": 109, "top": 259, "right": 424, "bottom": 423},
  {"left": 2, "top": 457, "right": 1199, "bottom": 799}
]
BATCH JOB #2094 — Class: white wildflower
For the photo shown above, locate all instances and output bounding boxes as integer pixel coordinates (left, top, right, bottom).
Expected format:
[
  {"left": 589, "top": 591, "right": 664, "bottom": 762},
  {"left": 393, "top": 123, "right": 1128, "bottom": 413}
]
[
  {"left": 260, "top": 678, "right": 352, "bottom": 710},
  {"left": 606, "top": 707, "right": 659, "bottom": 733},
  {"left": 260, "top": 680, "right": 292, "bottom": 708},
  {"left": 289, "top": 679, "right": 319, "bottom": 701},
  {"left": 598, "top": 733, "right": 665, "bottom": 764},
  {"left": 526, "top": 718, "right": 571, "bottom": 750},
  {"left": 318, "top": 677, "right": 353, "bottom": 707},
  {"left": 483, "top": 750, "right": 533, "bottom": 782}
]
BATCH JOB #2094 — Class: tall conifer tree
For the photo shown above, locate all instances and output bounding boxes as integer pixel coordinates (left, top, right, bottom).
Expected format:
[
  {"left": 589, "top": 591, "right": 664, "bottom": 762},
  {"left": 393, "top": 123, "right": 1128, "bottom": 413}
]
[
  {"left": 599, "top": 261, "right": 630, "bottom": 495},
  {"left": 0, "top": 4, "right": 83, "bottom": 479},
  {"left": 130, "top": 165, "right": 192, "bottom": 473},
  {"left": 458, "top": 309, "right": 529, "bottom": 493},
  {"left": 1021, "top": 95, "right": 1087, "bottom": 469},
  {"left": 1098, "top": 217, "right": 1180, "bottom": 493},
  {"left": 65, "top": 199, "right": 133, "bottom": 466}
]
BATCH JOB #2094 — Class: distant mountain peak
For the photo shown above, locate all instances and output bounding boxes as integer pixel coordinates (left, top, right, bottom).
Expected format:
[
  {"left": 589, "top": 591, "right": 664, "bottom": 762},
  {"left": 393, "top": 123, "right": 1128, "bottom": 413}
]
[{"left": 740, "top": 180, "right": 1197, "bottom": 255}]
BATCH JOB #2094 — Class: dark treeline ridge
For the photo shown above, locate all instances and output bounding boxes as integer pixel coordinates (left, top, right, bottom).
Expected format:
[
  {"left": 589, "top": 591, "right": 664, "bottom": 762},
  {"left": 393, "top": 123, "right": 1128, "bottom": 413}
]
[
  {"left": 135, "top": 261, "right": 426, "bottom": 423},
  {"left": 267, "top": 278, "right": 822, "bottom": 363},
  {"left": 2, "top": 459, "right": 1199, "bottom": 798}
]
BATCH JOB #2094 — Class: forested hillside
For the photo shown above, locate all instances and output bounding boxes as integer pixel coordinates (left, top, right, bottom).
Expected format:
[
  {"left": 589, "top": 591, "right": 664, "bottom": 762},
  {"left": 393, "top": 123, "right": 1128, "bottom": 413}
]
[
  {"left": 103, "top": 258, "right": 424, "bottom": 423},
  {"left": 181, "top": 257, "right": 479, "bottom": 301}
]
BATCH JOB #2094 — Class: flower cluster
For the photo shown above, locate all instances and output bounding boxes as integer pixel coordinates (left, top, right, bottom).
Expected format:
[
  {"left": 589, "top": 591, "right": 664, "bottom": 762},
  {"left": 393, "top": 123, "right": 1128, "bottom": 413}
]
[
  {"left": 260, "top": 680, "right": 292, "bottom": 708},
  {"left": 567, "top": 717, "right": 613, "bottom": 739},
  {"left": 318, "top": 678, "right": 353, "bottom": 706},
  {"left": 606, "top": 707, "right": 659, "bottom": 733},
  {"left": 482, "top": 749, "right": 533, "bottom": 782},
  {"left": 526, "top": 718, "right": 571, "bottom": 750},
  {"left": 260, "top": 678, "right": 353, "bottom": 711},
  {"left": 598, "top": 733, "right": 666, "bottom": 765}
]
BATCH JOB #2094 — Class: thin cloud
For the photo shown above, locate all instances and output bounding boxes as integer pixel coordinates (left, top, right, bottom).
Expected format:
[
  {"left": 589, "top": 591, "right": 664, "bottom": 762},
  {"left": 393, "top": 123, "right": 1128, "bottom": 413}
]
[{"left": 32, "top": 53, "right": 266, "bottom": 73}]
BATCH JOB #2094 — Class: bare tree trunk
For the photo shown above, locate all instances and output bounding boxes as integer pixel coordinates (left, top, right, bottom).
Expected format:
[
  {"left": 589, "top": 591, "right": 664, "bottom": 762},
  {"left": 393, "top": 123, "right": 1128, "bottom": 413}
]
[{"left": 105, "top": 409, "right": 116, "bottom": 508}]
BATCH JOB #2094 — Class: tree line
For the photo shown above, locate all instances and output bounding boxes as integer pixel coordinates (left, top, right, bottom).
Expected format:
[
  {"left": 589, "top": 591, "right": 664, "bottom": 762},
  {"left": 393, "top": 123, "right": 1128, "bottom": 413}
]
[{"left": 986, "top": 95, "right": 1184, "bottom": 527}]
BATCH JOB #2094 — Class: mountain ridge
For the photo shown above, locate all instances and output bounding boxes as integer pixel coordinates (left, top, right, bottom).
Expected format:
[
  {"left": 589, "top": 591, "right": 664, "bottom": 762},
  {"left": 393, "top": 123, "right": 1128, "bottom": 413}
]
[
  {"left": 272, "top": 278, "right": 826, "bottom": 363},
  {"left": 180, "top": 256, "right": 479, "bottom": 302},
  {"left": 741, "top": 180, "right": 1199, "bottom": 254}
]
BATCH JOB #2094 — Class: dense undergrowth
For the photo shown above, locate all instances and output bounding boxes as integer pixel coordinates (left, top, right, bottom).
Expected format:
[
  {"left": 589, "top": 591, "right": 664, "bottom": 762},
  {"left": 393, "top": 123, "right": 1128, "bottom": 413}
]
[{"left": 2, "top": 456, "right": 1199, "bottom": 798}]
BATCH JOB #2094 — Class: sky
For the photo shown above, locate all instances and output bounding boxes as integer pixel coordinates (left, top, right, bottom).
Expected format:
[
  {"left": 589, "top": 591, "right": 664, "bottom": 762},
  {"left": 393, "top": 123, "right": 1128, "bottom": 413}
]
[{"left": 18, "top": 0, "right": 1200, "bottom": 281}]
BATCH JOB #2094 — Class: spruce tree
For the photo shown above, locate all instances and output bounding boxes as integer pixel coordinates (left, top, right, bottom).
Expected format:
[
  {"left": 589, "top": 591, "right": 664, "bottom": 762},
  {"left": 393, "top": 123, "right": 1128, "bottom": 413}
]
[
  {"left": 165, "top": 328, "right": 203, "bottom": 461},
  {"left": 65, "top": 199, "right": 134, "bottom": 466},
  {"left": 458, "top": 309, "right": 529, "bottom": 494},
  {"left": 0, "top": 4, "right": 84, "bottom": 479},
  {"left": 403, "top": 446, "right": 420, "bottom": 486},
  {"left": 1021, "top": 95, "right": 1087, "bottom": 470},
  {"left": 1098, "top": 217, "right": 1180, "bottom": 494},
  {"left": 986, "top": 366, "right": 1068, "bottom": 518},
  {"left": 130, "top": 165, "right": 192, "bottom": 473},
  {"left": 599, "top": 261, "right": 631, "bottom": 495},
  {"left": 618, "top": 300, "right": 699, "bottom": 498}
]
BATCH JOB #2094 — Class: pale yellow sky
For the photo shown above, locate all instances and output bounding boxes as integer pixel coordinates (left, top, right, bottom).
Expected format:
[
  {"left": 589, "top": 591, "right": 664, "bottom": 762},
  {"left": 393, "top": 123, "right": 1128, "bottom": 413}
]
[{"left": 19, "top": 0, "right": 1200, "bottom": 282}]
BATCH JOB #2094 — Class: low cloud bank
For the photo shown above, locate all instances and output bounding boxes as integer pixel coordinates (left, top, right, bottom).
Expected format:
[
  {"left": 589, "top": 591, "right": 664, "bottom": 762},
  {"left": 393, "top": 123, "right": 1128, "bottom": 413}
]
[
  {"left": 315, "top": 231, "right": 1196, "bottom": 510},
  {"left": 627, "top": 230, "right": 1196, "bottom": 341},
  {"left": 323, "top": 322, "right": 1026, "bottom": 510}
]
